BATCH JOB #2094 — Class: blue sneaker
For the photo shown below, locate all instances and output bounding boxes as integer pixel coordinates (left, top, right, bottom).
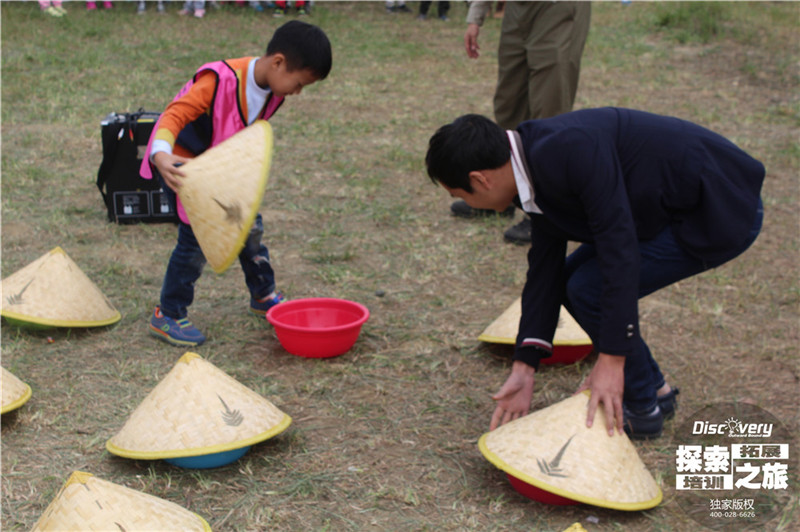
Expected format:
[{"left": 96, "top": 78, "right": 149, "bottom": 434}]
[
  {"left": 249, "top": 291, "right": 285, "bottom": 316},
  {"left": 149, "top": 306, "right": 206, "bottom": 346}
]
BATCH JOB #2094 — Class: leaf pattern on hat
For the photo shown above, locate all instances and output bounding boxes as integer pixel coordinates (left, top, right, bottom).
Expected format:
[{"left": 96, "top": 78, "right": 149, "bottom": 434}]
[
  {"left": 218, "top": 395, "right": 244, "bottom": 426},
  {"left": 537, "top": 434, "right": 575, "bottom": 478},
  {"left": 6, "top": 279, "right": 34, "bottom": 305},
  {"left": 213, "top": 198, "right": 243, "bottom": 228}
]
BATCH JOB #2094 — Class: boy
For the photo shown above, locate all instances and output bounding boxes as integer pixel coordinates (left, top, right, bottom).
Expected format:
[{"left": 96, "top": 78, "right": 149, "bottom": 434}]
[
  {"left": 425, "top": 109, "right": 764, "bottom": 439},
  {"left": 141, "top": 20, "right": 332, "bottom": 347}
]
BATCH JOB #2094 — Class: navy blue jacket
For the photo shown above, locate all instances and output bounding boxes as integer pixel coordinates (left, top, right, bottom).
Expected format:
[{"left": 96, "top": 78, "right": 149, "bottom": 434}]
[{"left": 514, "top": 108, "right": 764, "bottom": 366}]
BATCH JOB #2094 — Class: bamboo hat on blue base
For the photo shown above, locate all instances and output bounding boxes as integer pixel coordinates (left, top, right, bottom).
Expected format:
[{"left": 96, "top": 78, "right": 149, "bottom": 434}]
[
  {"left": 107, "top": 352, "right": 291, "bottom": 468},
  {"left": 30, "top": 471, "right": 211, "bottom": 531},
  {"left": 1, "top": 367, "right": 32, "bottom": 415},
  {"left": 479, "top": 392, "right": 662, "bottom": 510},
  {"left": 0, "top": 247, "right": 121, "bottom": 329}
]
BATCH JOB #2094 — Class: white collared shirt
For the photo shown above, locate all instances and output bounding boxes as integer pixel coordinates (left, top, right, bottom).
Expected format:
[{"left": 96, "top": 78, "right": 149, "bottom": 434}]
[
  {"left": 508, "top": 130, "right": 542, "bottom": 214},
  {"left": 245, "top": 57, "right": 271, "bottom": 125}
]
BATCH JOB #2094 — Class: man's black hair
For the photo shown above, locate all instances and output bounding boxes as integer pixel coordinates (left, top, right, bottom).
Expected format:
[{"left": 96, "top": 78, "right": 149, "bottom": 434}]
[
  {"left": 425, "top": 114, "right": 510, "bottom": 192},
  {"left": 267, "top": 20, "right": 332, "bottom": 80}
]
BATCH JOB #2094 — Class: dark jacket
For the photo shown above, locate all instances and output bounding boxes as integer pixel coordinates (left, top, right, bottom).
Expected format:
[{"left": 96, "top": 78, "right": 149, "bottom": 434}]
[{"left": 514, "top": 107, "right": 764, "bottom": 365}]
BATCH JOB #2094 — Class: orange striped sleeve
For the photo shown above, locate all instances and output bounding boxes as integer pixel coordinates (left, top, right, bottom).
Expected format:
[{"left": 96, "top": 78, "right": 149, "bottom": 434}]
[{"left": 153, "top": 70, "right": 218, "bottom": 151}]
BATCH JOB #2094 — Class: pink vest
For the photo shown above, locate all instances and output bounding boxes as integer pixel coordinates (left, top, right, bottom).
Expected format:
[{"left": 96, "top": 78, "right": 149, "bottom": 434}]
[{"left": 140, "top": 59, "right": 284, "bottom": 224}]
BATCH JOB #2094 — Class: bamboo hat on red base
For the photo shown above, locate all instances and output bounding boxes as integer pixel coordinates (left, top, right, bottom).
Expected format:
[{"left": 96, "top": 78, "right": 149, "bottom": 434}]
[
  {"left": 1, "top": 367, "right": 32, "bottom": 414},
  {"left": 30, "top": 471, "right": 211, "bottom": 531},
  {"left": 478, "top": 297, "right": 593, "bottom": 364},
  {"left": 478, "top": 297, "right": 590, "bottom": 348},
  {"left": 107, "top": 352, "right": 291, "bottom": 461},
  {"left": 177, "top": 120, "right": 273, "bottom": 273},
  {"left": 479, "top": 392, "right": 662, "bottom": 511},
  {"left": 0, "top": 247, "right": 121, "bottom": 328}
]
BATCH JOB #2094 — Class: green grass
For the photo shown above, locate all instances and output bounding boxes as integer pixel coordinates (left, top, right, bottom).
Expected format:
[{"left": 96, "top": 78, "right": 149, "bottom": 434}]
[
  {"left": 2, "top": 1, "right": 799, "bottom": 531},
  {"left": 652, "top": 2, "right": 728, "bottom": 43}
]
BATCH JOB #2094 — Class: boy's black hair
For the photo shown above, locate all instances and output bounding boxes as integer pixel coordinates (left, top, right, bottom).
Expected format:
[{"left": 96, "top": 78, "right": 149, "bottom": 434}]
[
  {"left": 425, "top": 114, "right": 510, "bottom": 192},
  {"left": 267, "top": 20, "right": 332, "bottom": 80}
]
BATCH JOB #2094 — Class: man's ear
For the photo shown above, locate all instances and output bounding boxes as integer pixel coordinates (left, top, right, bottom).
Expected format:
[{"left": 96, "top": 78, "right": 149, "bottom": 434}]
[{"left": 468, "top": 170, "right": 492, "bottom": 191}]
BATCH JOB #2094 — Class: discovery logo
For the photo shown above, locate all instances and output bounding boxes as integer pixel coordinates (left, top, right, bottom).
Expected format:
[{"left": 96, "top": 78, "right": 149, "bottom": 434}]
[{"left": 692, "top": 417, "right": 773, "bottom": 438}]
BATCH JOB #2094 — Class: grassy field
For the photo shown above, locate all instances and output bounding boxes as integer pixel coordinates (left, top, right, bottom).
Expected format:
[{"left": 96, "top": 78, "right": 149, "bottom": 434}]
[{"left": 2, "top": 1, "right": 798, "bottom": 530}]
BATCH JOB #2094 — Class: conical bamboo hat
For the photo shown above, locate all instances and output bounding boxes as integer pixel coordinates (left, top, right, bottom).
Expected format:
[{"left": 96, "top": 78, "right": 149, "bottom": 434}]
[
  {"left": 107, "top": 352, "right": 291, "bottom": 460},
  {"left": 178, "top": 120, "right": 273, "bottom": 273},
  {"left": 478, "top": 298, "right": 590, "bottom": 347},
  {"left": 478, "top": 392, "right": 662, "bottom": 511},
  {"left": 30, "top": 471, "right": 211, "bottom": 531},
  {"left": 0, "top": 247, "right": 121, "bottom": 328},
  {"left": 1, "top": 367, "right": 32, "bottom": 414}
]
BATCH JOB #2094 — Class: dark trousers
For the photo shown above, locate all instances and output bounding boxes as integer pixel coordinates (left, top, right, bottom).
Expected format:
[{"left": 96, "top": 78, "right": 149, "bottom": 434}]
[
  {"left": 158, "top": 174, "right": 276, "bottom": 319},
  {"left": 563, "top": 200, "right": 763, "bottom": 412},
  {"left": 419, "top": 1, "right": 449, "bottom": 17}
]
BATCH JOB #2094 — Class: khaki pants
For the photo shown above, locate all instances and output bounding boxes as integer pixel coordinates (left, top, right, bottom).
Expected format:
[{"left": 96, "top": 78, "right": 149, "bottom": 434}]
[{"left": 494, "top": 1, "right": 591, "bottom": 129}]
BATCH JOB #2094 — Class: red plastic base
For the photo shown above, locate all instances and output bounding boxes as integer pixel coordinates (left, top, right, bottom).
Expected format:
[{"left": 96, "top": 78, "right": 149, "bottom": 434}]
[
  {"left": 507, "top": 474, "right": 580, "bottom": 505},
  {"left": 540, "top": 344, "right": 593, "bottom": 365}
]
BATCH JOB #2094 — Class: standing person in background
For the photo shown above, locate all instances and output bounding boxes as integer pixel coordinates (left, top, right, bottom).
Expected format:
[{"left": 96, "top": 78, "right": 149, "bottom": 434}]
[
  {"left": 451, "top": 1, "right": 591, "bottom": 245},
  {"left": 137, "top": 1, "right": 165, "bottom": 14},
  {"left": 179, "top": 0, "right": 206, "bottom": 18},
  {"left": 418, "top": 1, "right": 450, "bottom": 21},
  {"left": 39, "top": 0, "right": 66, "bottom": 16},
  {"left": 86, "top": 1, "right": 113, "bottom": 9},
  {"left": 386, "top": 1, "right": 411, "bottom": 14},
  {"left": 274, "top": 0, "right": 308, "bottom": 17}
]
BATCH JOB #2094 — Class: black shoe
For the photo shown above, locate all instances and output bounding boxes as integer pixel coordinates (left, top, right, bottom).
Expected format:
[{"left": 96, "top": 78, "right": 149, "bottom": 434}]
[
  {"left": 623, "top": 404, "right": 664, "bottom": 440},
  {"left": 450, "top": 200, "right": 514, "bottom": 218},
  {"left": 503, "top": 217, "right": 532, "bottom": 244},
  {"left": 657, "top": 387, "right": 680, "bottom": 420}
]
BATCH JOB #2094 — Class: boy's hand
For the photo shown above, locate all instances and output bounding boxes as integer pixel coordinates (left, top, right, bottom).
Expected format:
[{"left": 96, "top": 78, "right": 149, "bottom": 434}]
[
  {"left": 576, "top": 353, "right": 625, "bottom": 436},
  {"left": 464, "top": 24, "right": 481, "bottom": 59},
  {"left": 490, "top": 361, "right": 536, "bottom": 430},
  {"left": 153, "top": 151, "right": 190, "bottom": 193}
]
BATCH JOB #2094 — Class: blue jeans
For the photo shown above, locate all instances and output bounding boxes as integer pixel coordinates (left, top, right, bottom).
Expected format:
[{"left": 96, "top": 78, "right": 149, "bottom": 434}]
[
  {"left": 158, "top": 177, "right": 276, "bottom": 320},
  {"left": 562, "top": 201, "right": 763, "bottom": 412}
]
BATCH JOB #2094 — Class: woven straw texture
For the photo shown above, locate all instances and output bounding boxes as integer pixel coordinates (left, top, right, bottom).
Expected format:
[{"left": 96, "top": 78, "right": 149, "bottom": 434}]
[
  {"left": 1, "top": 367, "right": 32, "bottom": 414},
  {"left": 107, "top": 352, "right": 291, "bottom": 460},
  {"left": 31, "top": 471, "right": 211, "bottom": 531},
  {"left": 178, "top": 120, "right": 273, "bottom": 273},
  {"left": 0, "top": 247, "right": 120, "bottom": 328},
  {"left": 478, "top": 392, "right": 662, "bottom": 511},
  {"left": 478, "top": 298, "right": 590, "bottom": 346}
]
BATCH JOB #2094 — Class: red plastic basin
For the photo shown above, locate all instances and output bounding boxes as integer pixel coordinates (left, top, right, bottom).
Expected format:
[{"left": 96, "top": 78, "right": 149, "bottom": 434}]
[{"left": 266, "top": 298, "right": 369, "bottom": 358}]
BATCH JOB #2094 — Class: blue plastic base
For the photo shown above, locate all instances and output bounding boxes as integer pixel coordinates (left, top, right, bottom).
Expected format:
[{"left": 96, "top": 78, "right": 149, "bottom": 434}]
[{"left": 164, "top": 446, "right": 250, "bottom": 469}]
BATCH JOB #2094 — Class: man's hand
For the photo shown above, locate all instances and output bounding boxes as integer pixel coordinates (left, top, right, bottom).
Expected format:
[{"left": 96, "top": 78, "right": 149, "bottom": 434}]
[
  {"left": 576, "top": 353, "right": 625, "bottom": 436},
  {"left": 464, "top": 23, "right": 481, "bottom": 59},
  {"left": 153, "top": 151, "right": 190, "bottom": 193},
  {"left": 490, "top": 360, "right": 536, "bottom": 430}
]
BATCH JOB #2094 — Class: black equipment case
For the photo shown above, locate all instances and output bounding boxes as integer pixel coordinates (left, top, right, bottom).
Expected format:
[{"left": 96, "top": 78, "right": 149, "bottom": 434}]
[{"left": 96, "top": 110, "right": 178, "bottom": 224}]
